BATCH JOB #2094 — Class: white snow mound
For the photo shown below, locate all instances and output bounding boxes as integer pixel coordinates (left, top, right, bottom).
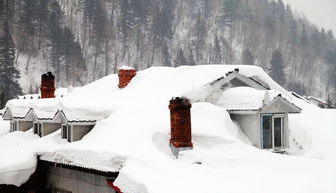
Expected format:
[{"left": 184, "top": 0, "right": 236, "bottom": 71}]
[{"left": 0, "top": 65, "right": 335, "bottom": 193}]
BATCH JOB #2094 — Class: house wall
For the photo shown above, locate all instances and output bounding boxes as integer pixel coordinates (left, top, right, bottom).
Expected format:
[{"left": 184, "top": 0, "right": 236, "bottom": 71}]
[
  {"left": 17, "top": 121, "right": 33, "bottom": 132},
  {"left": 230, "top": 114, "right": 261, "bottom": 148},
  {"left": 45, "top": 166, "right": 116, "bottom": 193},
  {"left": 72, "top": 125, "right": 94, "bottom": 142},
  {"left": 42, "top": 123, "right": 62, "bottom": 136}
]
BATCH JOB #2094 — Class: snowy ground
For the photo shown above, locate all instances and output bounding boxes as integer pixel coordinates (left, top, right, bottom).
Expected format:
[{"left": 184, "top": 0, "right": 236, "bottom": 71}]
[{"left": 0, "top": 65, "right": 336, "bottom": 192}]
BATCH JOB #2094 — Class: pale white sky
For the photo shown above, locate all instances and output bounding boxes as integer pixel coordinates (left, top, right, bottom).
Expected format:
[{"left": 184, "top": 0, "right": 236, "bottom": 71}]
[{"left": 282, "top": 0, "right": 336, "bottom": 33}]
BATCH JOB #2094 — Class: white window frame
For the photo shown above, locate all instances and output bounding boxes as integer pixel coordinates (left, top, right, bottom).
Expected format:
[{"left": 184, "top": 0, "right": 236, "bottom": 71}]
[
  {"left": 61, "top": 124, "right": 73, "bottom": 142},
  {"left": 272, "top": 114, "right": 285, "bottom": 149},
  {"left": 261, "top": 113, "right": 286, "bottom": 149}
]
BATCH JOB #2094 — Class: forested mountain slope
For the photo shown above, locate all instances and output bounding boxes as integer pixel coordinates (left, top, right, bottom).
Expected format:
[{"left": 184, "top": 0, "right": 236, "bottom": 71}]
[{"left": 0, "top": 0, "right": 336, "bottom": 100}]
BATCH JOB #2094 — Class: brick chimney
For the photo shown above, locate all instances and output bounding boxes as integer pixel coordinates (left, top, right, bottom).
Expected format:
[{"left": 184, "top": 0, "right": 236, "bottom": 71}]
[
  {"left": 118, "top": 66, "right": 136, "bottom": 88},
  {"left": 40, "top": 72, "right": 55, "bottom": 98},
  {"left": 169, "top": 97, "right": 193, "bottom": 150}
]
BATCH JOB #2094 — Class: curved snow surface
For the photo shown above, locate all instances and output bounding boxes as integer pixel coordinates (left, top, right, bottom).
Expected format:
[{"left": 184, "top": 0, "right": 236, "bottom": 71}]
[{"left": 0, "top": 65, "right": 336, "bottom": 193}]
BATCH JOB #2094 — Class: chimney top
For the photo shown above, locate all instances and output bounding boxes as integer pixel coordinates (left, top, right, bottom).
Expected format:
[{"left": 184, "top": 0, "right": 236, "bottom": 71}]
[
  {"left": 169, "top": 97, "right": 191, "bottom": 106},
  {"left": 118, "top": 67, "right": 137, "bottom": 88},
  {"left": 119, "top": 65, "right": 135, "bottom": 70},
  {"left": 40, "top": 72, "right": 55, "bottom": 98},
  {"left": 169, "top": 97, "right": 193, "bottom": 157}
]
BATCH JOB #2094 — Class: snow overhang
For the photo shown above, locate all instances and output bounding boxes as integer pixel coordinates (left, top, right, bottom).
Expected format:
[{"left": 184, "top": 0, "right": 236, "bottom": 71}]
[
  {"left": 2, "top": 107, "right": 14, "bottom": 120},
  {"left": 53, "top": 110, "right": 68, "bottom": 124},
  {"left": 53, "top": 110, "right": 108, "bottom": 125},
  {"left": 209, "top": 70, "right": 269, "bottom": 91},
  {"left": 261, "top": 96, "right": 302, "bottom": 114},
  {"left": 25, "top": 108, "right": 37, "bottom": 122}
]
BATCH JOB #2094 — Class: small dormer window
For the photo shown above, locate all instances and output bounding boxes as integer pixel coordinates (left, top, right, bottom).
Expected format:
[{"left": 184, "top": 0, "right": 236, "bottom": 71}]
[
  {"left": 10, "top": 121, "right": 17, "bottom": 132},
  {"left": 37, "top": 123, "right": 42, "bottom": 137},
  {"left": 61, "top": 124, "right": 72, "bottom": 142},
  {"left": 61, "top": 124, "right": 68, "bottom": 139},
  {"left": 67, "top": 125, "right": 72, "bottom": 142},
  {"left": 34, "top": 123, "right": 42, "bottom": 137},
  {"left": 33, "top": 123, "right": 38, "bottom": 134}
]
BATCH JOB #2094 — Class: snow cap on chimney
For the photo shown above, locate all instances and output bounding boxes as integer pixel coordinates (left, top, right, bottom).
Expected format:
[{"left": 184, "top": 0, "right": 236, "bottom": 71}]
[
  {"left": 40, "top": 72, "right": 55, "bottom": 98},
  {"left": 118, "top": 66, "right": 136, "bottom": 88},
  {"left": 169, "top": 97, "right": 193, "bottom": 153}
]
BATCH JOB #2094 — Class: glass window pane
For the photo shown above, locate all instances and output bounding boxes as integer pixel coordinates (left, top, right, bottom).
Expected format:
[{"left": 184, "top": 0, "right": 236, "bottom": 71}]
[
  {"left": 67, "top": 126, "right": 71, "bottom": 142},
  {"left": 262, "top": 115, "right": 272, "bottom": 149},
  {"left": 33, "top": 123, "right": 38, "bottom": 134},
  {"left": 62, "top": 125, "right": 67, "bottom": 139},
  {"left": 274, "top": 117, "right": 283, "bottom": 147}
]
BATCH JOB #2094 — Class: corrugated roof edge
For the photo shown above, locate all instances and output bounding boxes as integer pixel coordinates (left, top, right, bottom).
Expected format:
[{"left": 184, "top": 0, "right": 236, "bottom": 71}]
[
  {"left": 38, "top": 157, "right": 119, "bottom": 177},
  {"left": 39, "top": 154, "right": 120, "bottom": 173}
]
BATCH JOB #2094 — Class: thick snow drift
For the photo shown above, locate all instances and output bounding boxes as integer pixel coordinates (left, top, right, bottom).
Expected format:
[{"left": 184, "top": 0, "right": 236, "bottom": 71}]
[{"left": 0, "top": 65, "right": 336, "bottom": 193}]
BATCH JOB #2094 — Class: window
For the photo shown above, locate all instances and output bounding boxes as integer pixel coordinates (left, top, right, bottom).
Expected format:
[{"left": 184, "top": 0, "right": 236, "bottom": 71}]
[
  {"left": 61, "top": 124, "right": 67, "bottom": 139},
  {"left": 261, "top": 114, "right": 272, "bottom": 149},
  {"left": 61, "top": 124, "right": 72, "bottom": 142},
  {"left": 273, "top": 115, "right": 285, "bottom": 148},
  {"left": 33, "top": 123, "right": 38, "bottom": 134},
  {"left": 67, "top": 125, "right": 72, "bottom": 142},
  {"left": 10, "top": 121, "right": 13, "bottom": 132},
  {"left": 261, "top": 114, "right": 285, "bottom": 149},
  {"left": 37, "top": 124, "right": 42, "bottom": 137},
  {"left": 10, "top": 121, "right": 17, "bottom": 132}
]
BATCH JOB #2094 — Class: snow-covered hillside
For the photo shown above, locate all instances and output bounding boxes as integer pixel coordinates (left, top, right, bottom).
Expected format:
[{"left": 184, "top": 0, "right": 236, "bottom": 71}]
[
  {"left": 0, "top": 65, "right": 336, "bottom": 192},
  {"left": 2, "top": 0, "right": 336, "bottom": 99}
]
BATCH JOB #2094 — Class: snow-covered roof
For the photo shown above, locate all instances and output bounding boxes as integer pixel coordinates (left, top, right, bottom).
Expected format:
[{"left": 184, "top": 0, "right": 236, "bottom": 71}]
[
  {"left": 4, "top": 99, "right": 32, "bottom": 119},
  {"left": 30, "top": 98, "right": 60, "bottom": 120},
  {"left": 216, "top": 87, "right": 301, "bottom": 113},
  {"left": 306, "top": 96, "right": 327, "bottom": 104},
  {"left": 1, "top": 65, "right": 335, "bottom": 193},
  {"left": 3, "top": 88, "right": 73, "bottom": 120},
  {"left": 53, "top": 109, "right": 112, "bottom": 124}
]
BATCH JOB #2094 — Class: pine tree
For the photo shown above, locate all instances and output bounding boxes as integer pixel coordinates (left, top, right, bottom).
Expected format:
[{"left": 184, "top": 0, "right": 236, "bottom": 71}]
[
  {"left": 221, "top": 0, "right": 240, "bottom": 27},
  {"left": 0, "top": 21, "right": 22, "bottom": 108},
  {"left": 162, "top": 43, "right": 171, "bottom": 66},
  {"left": 119, "top": 0, "right": 133, "bottom": 60},
  {"left": 213, "top": 36, "right": 222, "bottom": 64},
  {"left": 194, "top": 10, "right": 207, "bottom": 62},
  {"left": 326, "top": 95, "right": 333, "bottom": 109},
  {"left": 300, "top": 24, "right": 308, "bottom": 46},
  {"left": 325, "top": 48, "right": 336, "bottom": 93},
  {"left": 269, "top": 50, "right": 286, "bottom": 86},
  {"left": 47, "top": 1, "right": 63, "bottom": 79},
  {"left": 242, "top": 48, "right": 254, "bottom": 65},
  {"left": 63, "top": 27, "right": 76, "bottom": 85},
  {"left": 187, "top": 48, "right": 197, "bottom": 66},
  {"left": 174, "top": 48, "right": 187, "bottom": 67}
]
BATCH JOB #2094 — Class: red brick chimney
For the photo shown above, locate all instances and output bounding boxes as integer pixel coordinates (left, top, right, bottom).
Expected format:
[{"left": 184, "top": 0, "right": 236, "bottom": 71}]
[
  {"left": 118, "top": 67, "right": 137, "bottom": 88},
  {"left": 169, "top": 97, "right": 193, "bottom": 149},
  {"left": 40, "top": 72, "right": 55, "bottom": 98}
]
